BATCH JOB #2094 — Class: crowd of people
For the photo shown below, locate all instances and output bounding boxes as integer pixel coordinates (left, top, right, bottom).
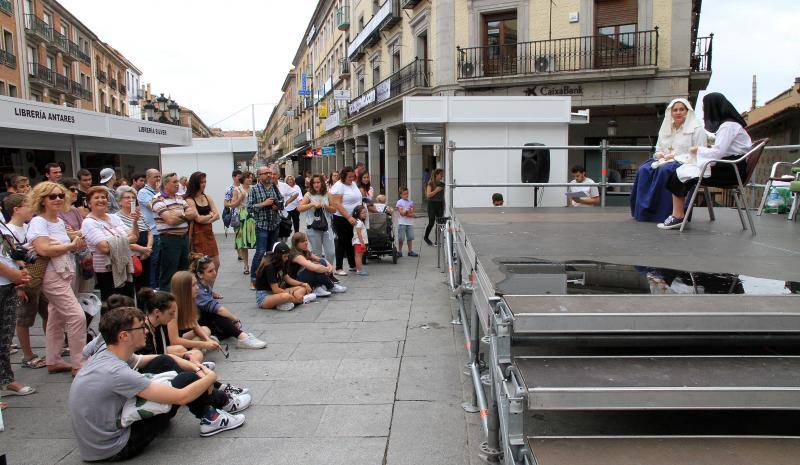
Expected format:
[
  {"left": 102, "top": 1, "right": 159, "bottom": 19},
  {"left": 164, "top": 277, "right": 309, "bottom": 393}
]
[{"left": 0, "top": 159, "right": 441, "bottom": 461}]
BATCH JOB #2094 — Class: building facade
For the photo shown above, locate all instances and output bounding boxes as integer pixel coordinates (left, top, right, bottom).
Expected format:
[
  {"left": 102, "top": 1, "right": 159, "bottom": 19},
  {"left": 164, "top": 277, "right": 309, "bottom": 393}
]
[{"left": 266, "top": 0, "right": 713, "bottom": 206}]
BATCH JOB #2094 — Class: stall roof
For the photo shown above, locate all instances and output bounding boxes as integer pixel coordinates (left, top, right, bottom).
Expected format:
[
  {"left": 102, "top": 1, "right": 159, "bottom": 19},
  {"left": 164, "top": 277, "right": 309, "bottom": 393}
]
[
  {"left": 0, "top": 95, "right": 191, "bottom": 147},
  {"left": 278, "top": 145, "right": 309, "bottom": 162},
  {"left": 161, "top": 136, "right": 257, "bottom": 156}
]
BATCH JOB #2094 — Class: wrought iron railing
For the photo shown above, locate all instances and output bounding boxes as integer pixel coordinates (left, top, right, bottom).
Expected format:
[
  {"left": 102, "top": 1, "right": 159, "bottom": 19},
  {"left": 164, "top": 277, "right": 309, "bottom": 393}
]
[
  {"left": 28, "top": 62, "right": 54, "bottom": 85},
  {"left": 0, "top": 0, "right": 13, "bottom": 15},
  {"left": 347, "top": 58, "right": 431, "bottom": 116},
  {"left": 55, "top": 72, "right": 70, "bottom": 92},
  {"left": 692, "top": 34, "right": 713, "bottom": 72},
  {"left": 97, "top": 70, "right": 107, "bottom": 83},
  {"left": 81, "top": 88, "right": 92, "bottom": 101},
  {"left": 53, "top": 31, "right": 68, "bottom": 52},
  {"left": 120, "top": 84, "right": 127, "bottom": 95},
  {"left": 24, "top": 14, "right": 53, "bottom": 42},
  {"left": 336, "top": 6, "right": 349, "bottom": 30},
  {"left": 293, "top": 130, "right": 310, "bottom": 147},
  {"left": 0, "top": 49, "right": 15, "bottom": 69},
  {"left": 457, "top": 29, "right": 659, "bottom": 80},
  {"left": 110, "top": 78, "right": 117, "bottom": 90},
  {"left": 339, "top": 57, "right": 350, "bottom": 76},
  {"left": 69, "top": 80, "right": 83, "bottom": 98}
]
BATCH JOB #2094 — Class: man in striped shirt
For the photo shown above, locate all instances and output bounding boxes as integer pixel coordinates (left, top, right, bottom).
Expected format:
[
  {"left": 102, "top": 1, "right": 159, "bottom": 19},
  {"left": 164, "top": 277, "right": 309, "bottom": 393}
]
[{"left": 151, "top": 173, "right": 197, "bottom": 291}]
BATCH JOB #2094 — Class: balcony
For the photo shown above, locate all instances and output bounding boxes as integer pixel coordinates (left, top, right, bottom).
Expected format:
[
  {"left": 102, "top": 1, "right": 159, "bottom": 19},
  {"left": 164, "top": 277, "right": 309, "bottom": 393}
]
[
  {"left": 81, "top": 88, "right": 92, "bottom": 101},
  {"left": 0, "top": 0, "right": 12, "bottom": 15},
  {"left": 97, "top": 70, "right": 107, "bottom": 83},
  {"left": 24, "top": 14, "right": 53, "bottom": 43},
  {"left": 69, "top": 80, "right": 83, "bottom": 98},
  {"left": 120, "top": 84, "right": 127, "bottom": 95},
  {"left": 282, "top": 125, "right": 291, "bottom": 135},
  {"left": 338, "top": 57, "right": 350, "bottom": 76},
  {"left": 336, "top": 6, "right": 350, "bottom": 30},
  {"left": 400, "top": 0, "right": 421, "bottom": 8},
  {"left": 52, "top": 30, "right": 69, "bottom": 53},
  {"left": 692, "top": 34, "right": 713, "bottom": 72},
  {"left": 293, "top": 130, "right": 310, "bottom": 147},
  {"left": 347, "top": 0, "right": 400, "bottom": 60},
  {"left": 457, "top": 29, "right": 659, "bottom": 81},
  {"left": 0, "top": 49, "right": 16, "bottom": 69},
  {"left": 55, "top": 72, "right": 70, "bottom": 93},
  {"left": 110, "top": 78, "right": 117, "bottom": 90},
  {"left": 28, "top": 62, "right": 54, "bottom": 86},
  {"left": 348, "top": 58, "right": 431, "bottom": 117}
]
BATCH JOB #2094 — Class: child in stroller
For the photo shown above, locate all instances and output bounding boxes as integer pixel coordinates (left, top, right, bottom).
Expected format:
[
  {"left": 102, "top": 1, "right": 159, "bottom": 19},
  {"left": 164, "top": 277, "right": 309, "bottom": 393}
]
[{"left": 366, "top": 201, "right": 398, "bottom": 264}]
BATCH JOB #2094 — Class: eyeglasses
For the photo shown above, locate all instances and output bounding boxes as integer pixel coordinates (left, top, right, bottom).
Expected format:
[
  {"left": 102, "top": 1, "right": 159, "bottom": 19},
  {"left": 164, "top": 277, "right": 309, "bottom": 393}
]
[
  {"left": 124, "top": 325, "right": 148, "bottom": 334},
  {"left": 47, "top": 193, "right": 66, "bottom": 200}
]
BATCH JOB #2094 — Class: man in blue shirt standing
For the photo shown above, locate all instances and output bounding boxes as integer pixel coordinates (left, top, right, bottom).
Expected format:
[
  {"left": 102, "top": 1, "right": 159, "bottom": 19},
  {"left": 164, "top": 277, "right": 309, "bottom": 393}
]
[{"left": 137, "top": 169, "right": 162, "bottom": 289}]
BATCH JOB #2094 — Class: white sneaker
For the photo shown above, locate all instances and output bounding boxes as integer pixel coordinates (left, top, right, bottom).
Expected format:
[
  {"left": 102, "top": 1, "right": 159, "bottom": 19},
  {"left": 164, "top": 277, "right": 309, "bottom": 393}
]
[
  {"left": 200, "top": 409, "right": 245, "bottom": 437},
  {"left": 222, "top": 392, "right": 252, "bottom": 413},
  {"left": 314, "top": 286, "right": 332, "bottom": 297},
  {"left": 219, "top": 383, "right": 249, "bottom": 395},
  {"left": 334, "top": 269, "right": 348, "bottom": 276},
  {"left": 331, "top": 283, "right": 347, "bottom": 293},
  {"left": 237, "top": 333, "right": 266, "bottom": 349},
  {"left": 303, "top": 293, "right": 317, "bottom": 304},
  {"left": 275, "top": 302, "right": 295, "bottom": 311},
  {"left": 201, "top": 361, "right": 216, "bottom": 370}
]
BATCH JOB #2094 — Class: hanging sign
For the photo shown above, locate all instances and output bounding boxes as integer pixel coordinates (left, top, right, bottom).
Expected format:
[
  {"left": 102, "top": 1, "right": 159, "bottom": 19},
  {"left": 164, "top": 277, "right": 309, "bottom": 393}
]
[{"left": 334, "top": 89, "right": 351, "bottom": 101}]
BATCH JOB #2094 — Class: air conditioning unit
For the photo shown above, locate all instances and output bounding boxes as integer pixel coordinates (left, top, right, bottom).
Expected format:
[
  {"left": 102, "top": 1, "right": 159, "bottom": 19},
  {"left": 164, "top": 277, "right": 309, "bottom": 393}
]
[
  {"left": 533, "top": 55, "right": 555, "bottom": 73},
  {"left": 460, "top": 61, "right": 475, "bottom": 78}
]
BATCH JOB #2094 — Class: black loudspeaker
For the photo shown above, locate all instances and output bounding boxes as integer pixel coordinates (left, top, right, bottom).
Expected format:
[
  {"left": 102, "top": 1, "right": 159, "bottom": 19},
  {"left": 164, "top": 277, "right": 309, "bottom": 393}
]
[{"left": 521, "top": 143, "right": 550, "bottom": 183}]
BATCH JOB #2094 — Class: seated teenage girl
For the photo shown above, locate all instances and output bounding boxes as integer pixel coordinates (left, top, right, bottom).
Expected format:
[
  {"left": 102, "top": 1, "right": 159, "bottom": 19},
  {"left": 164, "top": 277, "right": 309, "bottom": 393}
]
[
  {"left": 288, "top": 232, "right": 347, "bottom": 297},
  {"left": 254, "top": 242, "right": 315, "bottom": 311}
]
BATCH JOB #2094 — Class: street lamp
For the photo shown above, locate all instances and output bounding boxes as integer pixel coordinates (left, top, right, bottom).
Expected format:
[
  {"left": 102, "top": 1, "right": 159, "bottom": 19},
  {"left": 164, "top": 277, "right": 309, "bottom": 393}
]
[
  {"left": 143, "top": 93, "right": 181, "bottom": 125},
  {"left": 606, "top": 119, "right": 618, "bottom": 137}
]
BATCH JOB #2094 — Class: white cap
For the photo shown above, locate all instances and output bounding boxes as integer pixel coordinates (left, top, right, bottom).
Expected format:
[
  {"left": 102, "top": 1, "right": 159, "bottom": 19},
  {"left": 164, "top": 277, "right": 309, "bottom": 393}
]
[{"left": 99, "top": 168, "right": 116, "bottom": 184}]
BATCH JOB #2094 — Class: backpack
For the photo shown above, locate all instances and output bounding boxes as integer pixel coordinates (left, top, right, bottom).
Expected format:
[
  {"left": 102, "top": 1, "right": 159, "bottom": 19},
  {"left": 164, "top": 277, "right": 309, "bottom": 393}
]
[{"left": 222, "top": 206, "right": 232, "bottom": 229}]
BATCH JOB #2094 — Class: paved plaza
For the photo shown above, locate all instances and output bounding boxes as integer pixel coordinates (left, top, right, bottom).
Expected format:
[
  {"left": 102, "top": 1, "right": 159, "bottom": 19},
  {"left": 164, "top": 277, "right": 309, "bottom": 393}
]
[{"left": 2, "top": 232, "right": 484, "bottom": 465}]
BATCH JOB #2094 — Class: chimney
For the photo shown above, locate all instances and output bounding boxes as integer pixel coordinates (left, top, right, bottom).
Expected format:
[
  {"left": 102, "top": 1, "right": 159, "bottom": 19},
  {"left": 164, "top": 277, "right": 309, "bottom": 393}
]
[{"left": 751, "top": 75, "right": 757, "bottom": 111}]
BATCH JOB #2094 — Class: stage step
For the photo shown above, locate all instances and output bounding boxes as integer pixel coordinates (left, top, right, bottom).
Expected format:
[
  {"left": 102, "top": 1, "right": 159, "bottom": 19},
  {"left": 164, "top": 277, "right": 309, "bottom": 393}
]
[
  {"left": 526, "top": 436, "right": 800, "bottom": 465},
  {"left": 514, "top": 355, "right": 800, "bottom": 410}
]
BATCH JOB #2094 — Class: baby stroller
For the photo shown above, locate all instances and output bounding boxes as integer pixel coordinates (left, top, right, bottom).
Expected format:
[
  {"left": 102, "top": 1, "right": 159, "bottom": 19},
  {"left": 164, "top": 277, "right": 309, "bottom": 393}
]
[{"left": 366, "top": 211, "right": 398, "bottom": 264}]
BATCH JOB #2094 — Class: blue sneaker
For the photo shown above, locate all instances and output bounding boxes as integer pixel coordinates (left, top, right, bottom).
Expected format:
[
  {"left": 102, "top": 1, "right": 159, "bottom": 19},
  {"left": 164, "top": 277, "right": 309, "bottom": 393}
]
[
  {"left": 407, "top": 251, "right": 418, "bottom": 257},
  {"left": 356, "top": 270, "right": 369, "bottom": 276},
  {"left": 657, "top": 215, "right": 685, "bottom": 230}
]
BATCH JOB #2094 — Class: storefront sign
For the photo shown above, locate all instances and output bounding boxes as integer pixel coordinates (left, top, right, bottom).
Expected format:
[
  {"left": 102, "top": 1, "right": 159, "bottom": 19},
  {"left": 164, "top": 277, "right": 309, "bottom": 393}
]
[
  {"left": 322, "top": 146, "right": 335, "bottom": 156},
  {"left": 334, "top": 89, "right": 351, "bottom": 101},
  {"left": 525, "top": 85, "right": 584, "bottom": 96},
  {"left": 347, "top": 0, "right": 392, "bottom": 58},
  {"left": 376, "top": 79, "right": 391, "bottom": 103},
  {"left": 306, "top": 25, "right": 317, "bottom": 46},
  {"left": 318, "top": 102, "right": 328, "bottom": 118},
  {"left": 348, "top": 89, "right": 375, "bottom": 115},
  {"left": 324, "top": 111, "right": 340, "bottom": 132},
  {"left": 0, "top": 95, "right": 190, "bottom": 145}
]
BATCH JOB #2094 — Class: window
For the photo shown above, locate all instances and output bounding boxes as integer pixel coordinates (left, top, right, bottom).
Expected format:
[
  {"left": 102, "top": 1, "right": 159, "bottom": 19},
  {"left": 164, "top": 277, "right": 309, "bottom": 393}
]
[
  {"left": 63, "top": 64, "right": 70, "bottom": 79},
  {"left": 60, "top": 24, "right": 67, "bottom": 37},
  {"left": 357, "top": 73, "right": 365, "bottom": 94},
  {"left": 3, "top": 30, "right": 13, "bottom": 54},
  {"left": 371, "top": 58, "right": 380, "bottom": 85},
  {"left": 0, "top": 81, "right": 5, "bottom": 95},
  {"left": 27, "top": 45, "right": 36, "bottom": 65},
  {"left": 8, "top": 84, "right": 17, "bottom": 97},
  {"left": 24, "top": 0, "right": 32, "bottom": 15},
  {"left": 43, "top": 12, "right": 52, "bottom": 25},
  {"left": 31, "top": 92, "right": 41, "bottom": 101},
  {"left": 391, "top": 45, "right": 401, "bottom": 73},
  {"left": 482, "top": 12, "right": 517, "bottom": 76},
  {"left": 46, "top": 54, "right": 54, "bottom": 70}
]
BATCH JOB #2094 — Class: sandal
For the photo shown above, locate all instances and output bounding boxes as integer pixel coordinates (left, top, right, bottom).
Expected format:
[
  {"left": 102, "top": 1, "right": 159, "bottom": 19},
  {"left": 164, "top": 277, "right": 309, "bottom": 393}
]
[
  {"left": 22, "top": 356, "right": 46, "bottom": 369},
  {"left": 2, "top": 383, "right": 36, "bottom": 396}
]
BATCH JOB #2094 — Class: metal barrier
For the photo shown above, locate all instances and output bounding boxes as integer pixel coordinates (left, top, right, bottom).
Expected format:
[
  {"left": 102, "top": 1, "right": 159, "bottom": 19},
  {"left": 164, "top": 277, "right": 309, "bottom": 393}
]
[{"left": 444, "top": 142, "right": 800, "bottom": 209}]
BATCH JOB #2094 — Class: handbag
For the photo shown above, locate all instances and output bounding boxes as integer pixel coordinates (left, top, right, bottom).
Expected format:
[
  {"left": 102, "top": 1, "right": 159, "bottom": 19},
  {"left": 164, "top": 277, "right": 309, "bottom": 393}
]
[
  {"left": 24, "top": 255, "right": 50, "bottom": 290},
  {"left": 310, "top": 207, "right": 328, "bottom": 231},
  {"left": 229, "top": 209, "right": 242, "bottom": 229},
  {"left": 131, "top": 255, "right": 143, "bottom": 277},
  {"left": 222, "top": 206, "right": 232, "bottom": 229}
]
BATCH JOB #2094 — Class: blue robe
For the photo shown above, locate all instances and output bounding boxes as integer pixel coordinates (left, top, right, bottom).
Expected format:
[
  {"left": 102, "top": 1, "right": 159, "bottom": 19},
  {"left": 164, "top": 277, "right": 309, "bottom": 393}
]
[{"left": 630, "top": 159, "right": 679, "bottom": 222}]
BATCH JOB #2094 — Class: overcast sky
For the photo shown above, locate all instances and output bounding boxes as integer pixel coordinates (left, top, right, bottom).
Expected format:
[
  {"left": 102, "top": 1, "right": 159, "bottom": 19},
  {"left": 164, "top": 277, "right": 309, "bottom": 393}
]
[{"left": 60, "top": 0, "right": 799, "bottom": 130}]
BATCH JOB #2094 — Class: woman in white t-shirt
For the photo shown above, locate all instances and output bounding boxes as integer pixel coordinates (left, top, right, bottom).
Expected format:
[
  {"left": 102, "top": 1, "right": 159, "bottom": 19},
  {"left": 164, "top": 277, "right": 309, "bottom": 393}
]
[
  {"left": 283, "top": 175, "right": 303, "bottom": 234},
  {"left": 26, "top": 182, "right": 87, "bottom": 376},
  {"left": 82, "top": 186, "right": 138, "bottom": 301},
  {"left": 298, "top": 174, "right": 337, "bottom": 260},
  {"left": 328, "top": 166, "right": 362, "bottom": 275}
]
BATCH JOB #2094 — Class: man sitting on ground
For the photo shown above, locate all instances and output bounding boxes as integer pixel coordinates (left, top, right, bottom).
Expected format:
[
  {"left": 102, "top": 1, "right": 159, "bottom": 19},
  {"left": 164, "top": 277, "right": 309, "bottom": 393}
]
[
  {"left": 566, "top": 165, "right": 600, "bottom": 207},
  {"left": 69, "top": 307, "right": 246, "bottom": 462}
]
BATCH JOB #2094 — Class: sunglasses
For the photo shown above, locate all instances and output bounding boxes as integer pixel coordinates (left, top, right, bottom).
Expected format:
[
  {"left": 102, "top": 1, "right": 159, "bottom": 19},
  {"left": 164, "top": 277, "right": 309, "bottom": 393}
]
[{"left": 47, "top": 193, "right": 66, "bottom": 200}]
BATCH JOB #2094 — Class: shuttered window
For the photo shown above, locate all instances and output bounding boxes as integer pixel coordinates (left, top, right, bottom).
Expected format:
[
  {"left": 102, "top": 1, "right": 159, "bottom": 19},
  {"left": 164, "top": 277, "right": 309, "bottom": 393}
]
[{"left": 595, "top": 0, "right": 638, "bottom": 29}]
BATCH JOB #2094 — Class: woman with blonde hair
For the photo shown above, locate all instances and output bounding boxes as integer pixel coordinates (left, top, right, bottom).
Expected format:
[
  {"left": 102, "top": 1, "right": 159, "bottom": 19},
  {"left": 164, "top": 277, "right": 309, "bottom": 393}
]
[
  {"left": 26, "top": 181, "right": 86, "bottom": 375},
  {"left": 167, "top": 271, "right": 220, "bottom": 360}
]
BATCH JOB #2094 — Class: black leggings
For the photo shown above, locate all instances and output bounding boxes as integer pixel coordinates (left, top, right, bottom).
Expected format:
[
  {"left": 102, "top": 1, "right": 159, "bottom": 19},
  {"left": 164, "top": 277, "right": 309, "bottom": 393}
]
[
  {"left": 288, "top": 209, "right": 300, "bottom": 233},
  {"left": 333, "top": 215, "right": 355, "bottom": 270},
  {"left": 105, "top": 355, "right": 228, "bottom": 462},
  {"left": 297, "top": 268, "right": 335, "bottom": 290},
  {"left": 198, "top": 312, "right": 242, "bottom": 341},
  {"left": 425, "top": 201, "right": 444, "bottom": 241},
  {"left": 95, "top": 272, "right": 135, "bottom": 303}
]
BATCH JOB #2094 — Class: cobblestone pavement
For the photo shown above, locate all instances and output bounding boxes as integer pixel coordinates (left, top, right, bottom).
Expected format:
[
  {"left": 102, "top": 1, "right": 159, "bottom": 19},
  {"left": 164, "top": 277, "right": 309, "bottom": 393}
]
[{"left": 2, "top": 231, "right": 481, "bottom": 465}]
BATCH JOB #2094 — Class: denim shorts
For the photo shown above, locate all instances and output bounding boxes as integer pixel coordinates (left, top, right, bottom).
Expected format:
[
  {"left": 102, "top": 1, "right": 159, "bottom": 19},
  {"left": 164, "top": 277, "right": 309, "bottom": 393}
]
[
  {"left": 397, "top": 224, "right": 414, "bottom": 241},
  {"left": 255, "top": 290, "right": 271, "bottom": 307}
]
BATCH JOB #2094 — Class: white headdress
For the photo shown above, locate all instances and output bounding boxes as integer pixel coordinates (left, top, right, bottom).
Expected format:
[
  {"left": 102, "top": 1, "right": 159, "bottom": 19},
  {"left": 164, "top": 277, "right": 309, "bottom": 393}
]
[{"left": 658, "top": 98, "right": 702, "bottom": 141}]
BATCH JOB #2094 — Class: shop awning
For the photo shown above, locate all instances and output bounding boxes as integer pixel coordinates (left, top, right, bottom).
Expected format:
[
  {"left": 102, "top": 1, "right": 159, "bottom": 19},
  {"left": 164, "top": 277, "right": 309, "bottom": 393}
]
[{"left": 278, "top": 145, "right": 309, "bottom": 162}]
